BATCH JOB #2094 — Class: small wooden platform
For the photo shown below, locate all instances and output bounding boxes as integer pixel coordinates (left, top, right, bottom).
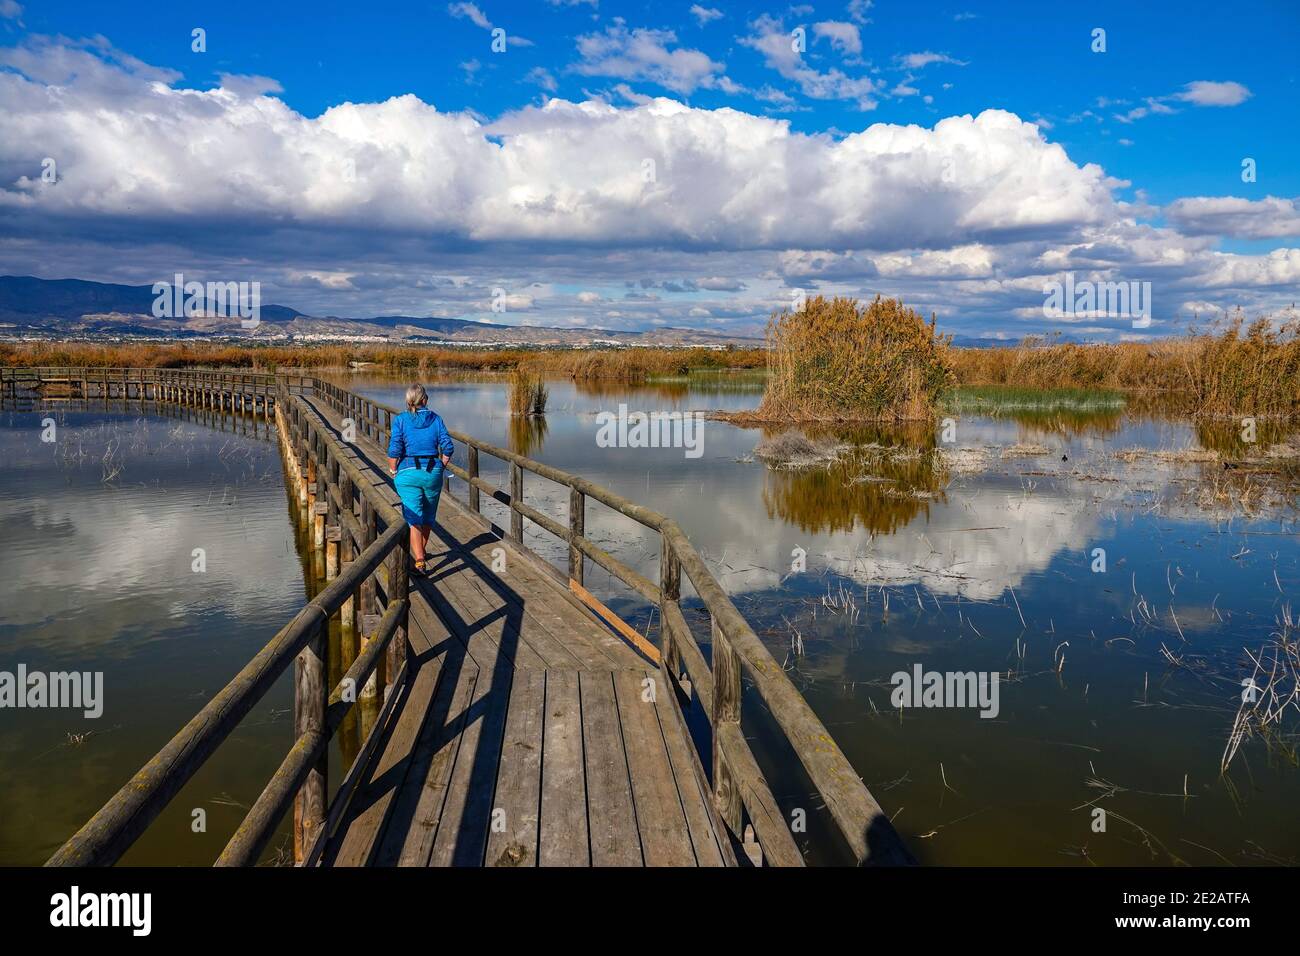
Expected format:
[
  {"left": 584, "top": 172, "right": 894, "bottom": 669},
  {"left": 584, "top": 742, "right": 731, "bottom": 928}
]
[{"left": 305, "top": 395, "right": 734, "bottom": 867}]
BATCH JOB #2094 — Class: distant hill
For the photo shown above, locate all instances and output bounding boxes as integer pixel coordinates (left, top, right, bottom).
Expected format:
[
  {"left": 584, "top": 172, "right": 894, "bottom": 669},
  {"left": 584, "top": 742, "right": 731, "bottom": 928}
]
[{"left": 0, "top": 275, "right": 760, "bottom": 347}]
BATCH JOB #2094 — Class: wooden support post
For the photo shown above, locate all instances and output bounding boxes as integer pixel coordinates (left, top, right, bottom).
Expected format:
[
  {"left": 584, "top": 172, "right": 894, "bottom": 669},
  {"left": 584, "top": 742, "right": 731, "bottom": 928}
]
[
  {"left": 711, "top": 614, "right": 744, "bottom": 841},
  {"left": 467, "top": 446, "right": 480, "bottom": 513},
  {"left": 312, "top": 502, "right": 328, "bottom": 551},
  {"left": 360, "top": 613, "right": 381, "bottom": 701},
  {"left": 325, "top": 525, "right": 341, "bottom": 580},
  {"left": 510, "top": 462, "right": 524, "bottom": 543},
  {"left": 305, "top": 446, "right": 317, "bottom": 522},
  {"left": 293, "top": 617, "right": 327, "bottom": 863},
  {"left": 296, "top": 428, "right": 309, "bottom": 510},
  {"left": 568, "top": 487, "right": 585, "bottom": 585}
]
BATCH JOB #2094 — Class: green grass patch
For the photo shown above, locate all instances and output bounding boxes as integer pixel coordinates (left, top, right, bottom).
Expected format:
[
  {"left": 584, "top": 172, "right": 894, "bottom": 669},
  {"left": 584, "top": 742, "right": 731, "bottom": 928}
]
[{"left": 944, "top": 385, "right": 1128, "bottom": 414}]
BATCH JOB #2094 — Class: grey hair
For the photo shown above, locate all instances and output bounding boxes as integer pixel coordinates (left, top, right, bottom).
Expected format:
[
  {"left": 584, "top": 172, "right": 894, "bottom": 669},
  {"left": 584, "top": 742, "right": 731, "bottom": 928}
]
[{"left": 405, "top": 384, "right": 428, "bottom": 412}]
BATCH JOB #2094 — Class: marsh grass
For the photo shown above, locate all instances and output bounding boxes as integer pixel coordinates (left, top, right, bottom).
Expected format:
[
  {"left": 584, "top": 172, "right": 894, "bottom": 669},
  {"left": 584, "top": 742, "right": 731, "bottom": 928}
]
[
  {"left": 756, "top": 295, "right": 955, "bottom": 422},
  {"left": 507, "top": 368, "right": 548, "bottom": 417},
  {"left": 1222, "top": 626, "right": 1300, "bottom": 773},
  {"left": 753, "top": 430, "right": 848, "bottom": 467},
  {"left": 6, "top": 309, "right": 1297, "bottom": 418},
  {"left": 0, "top": 341, "right": 766, "bottom": 378},
  {"left": 951, "top": 316, "right": 1300, "bottom": 418}
]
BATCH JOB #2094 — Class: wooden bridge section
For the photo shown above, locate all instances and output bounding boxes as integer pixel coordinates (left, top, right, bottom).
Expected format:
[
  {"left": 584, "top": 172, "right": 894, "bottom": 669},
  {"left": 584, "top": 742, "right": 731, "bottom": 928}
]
[{"left": 26, "top": 367, "right": 911, "bottom": 867}]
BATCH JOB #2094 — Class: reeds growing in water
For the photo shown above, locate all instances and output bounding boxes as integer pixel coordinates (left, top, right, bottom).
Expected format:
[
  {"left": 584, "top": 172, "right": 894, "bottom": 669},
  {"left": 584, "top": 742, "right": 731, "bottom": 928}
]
[
  {"left": 949, "top": 316, "right": 1300, "bottom": 418},
  {"left": 508, "top": 367, "right": 548, "bottom": 417},
  {"left": 755, "top": 295, "right": 954, "bottom": 422}
]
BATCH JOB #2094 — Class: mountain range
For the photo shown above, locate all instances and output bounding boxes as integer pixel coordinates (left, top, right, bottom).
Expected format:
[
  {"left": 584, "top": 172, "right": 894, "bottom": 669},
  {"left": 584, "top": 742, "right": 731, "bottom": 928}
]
[{"left": 0, "top": 275, "right": 761, "bottom": 348}]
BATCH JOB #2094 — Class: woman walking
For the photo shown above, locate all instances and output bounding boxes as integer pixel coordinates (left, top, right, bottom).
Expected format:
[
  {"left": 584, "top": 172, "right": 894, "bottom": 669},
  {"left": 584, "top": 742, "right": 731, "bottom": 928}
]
[{"left": 387, "top": 384, "right": 454, "bottom": 576}]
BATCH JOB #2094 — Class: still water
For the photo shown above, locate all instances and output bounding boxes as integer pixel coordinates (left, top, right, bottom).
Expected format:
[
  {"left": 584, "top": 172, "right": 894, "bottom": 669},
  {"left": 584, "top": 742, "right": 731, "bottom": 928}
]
[
  {"left": 345, "top": 372, "right": 1300, "bottom": 866},
  {"left": 1, "top": 376, "right": 1297, "bottom": 865},
  {"left": 0, "top": 399, "right": 363, "bottom": 865}
]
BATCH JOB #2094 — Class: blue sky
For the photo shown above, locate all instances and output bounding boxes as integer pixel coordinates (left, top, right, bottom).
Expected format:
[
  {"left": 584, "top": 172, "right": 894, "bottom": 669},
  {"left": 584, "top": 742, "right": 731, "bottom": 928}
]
[{"left": 1, "top": 0, "right": 1297, "bottom": 339}]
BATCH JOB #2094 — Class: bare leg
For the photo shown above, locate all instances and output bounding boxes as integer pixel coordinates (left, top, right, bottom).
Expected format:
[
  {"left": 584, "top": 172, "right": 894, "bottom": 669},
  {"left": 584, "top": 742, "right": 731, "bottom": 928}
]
[
  {"left": 419, "top": 524, "right": 432, "bottom": 561},
  {"left": 408, "top": 523, "right": 424, "bottom": 568}
]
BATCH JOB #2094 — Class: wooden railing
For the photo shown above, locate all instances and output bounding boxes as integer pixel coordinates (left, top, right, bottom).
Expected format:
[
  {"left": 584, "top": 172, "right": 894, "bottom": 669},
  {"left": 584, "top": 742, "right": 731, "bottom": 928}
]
[
  {"left": 0, "top": 366, "right": 313, "bottom": 414},
  {"left": 46, "top": 373, "right": 412, "bottom": 867},
  {"left": 38, "top": 367, "right": 911, "bottom": 867},
  {"left": 310, "top": 377, "right": 913, "bottom": 866}
]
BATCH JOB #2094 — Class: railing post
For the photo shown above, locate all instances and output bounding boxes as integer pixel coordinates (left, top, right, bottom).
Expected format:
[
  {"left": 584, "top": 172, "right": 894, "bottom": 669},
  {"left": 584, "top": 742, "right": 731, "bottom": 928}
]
[
  {"left": 340, "top": 472, "right": 355, "bottom": 627},
  {"left": 305, "top": 430, "right": 318, "bottom": 525},
  {"left": 510, "top": 462, "right": 524, "bottom": 543},
  {"left": 659, "top": 533, "right": 682, "bottom": 683},
  {"left": 312, "top": 437, "right": 327, "bottom": 553},
  {"left": 295, "top": 409, "right": 309, "bottom": 513},
  {"left": 568, "top": 487, "right": 585, "bottom": 585},
  {"left": 360, "top": 497, "right": 380, "bottom": 701},
  {"left": 385, "top": 535, "right": 409, "bottom": 700},
  {"left": 293, "top": 616, "right": 327, "bottom": 864},
  {"left": 467, "top": 446, "right": 480, "bottom": 513},
  {"left": 711, "top": 615, "right": 743, "bottom": 839},
  {"left": 325, "top": 449, "right": 340, "bottom": 579}
]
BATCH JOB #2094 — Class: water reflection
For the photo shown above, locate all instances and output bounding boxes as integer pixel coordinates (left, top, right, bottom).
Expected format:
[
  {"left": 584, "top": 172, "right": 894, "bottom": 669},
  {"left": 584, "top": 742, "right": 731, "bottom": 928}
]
[
  {"left": 0, "top": 397, "right": 311, "bottom": 864},
  {"left": 1193, "top": 417, "right": 1296, "bottom": 456},
  {"left": 987, "top": 407, "right": 1125, "bottom": 440},
  {"left": 758, "top": 422, "right": 947, "bottom": 536},
  {"left": 335, "top": 371, "right": 1299, "bottom": 865},
  {"left": 508, "top": 414, "right": 549, "bottom": 457}
]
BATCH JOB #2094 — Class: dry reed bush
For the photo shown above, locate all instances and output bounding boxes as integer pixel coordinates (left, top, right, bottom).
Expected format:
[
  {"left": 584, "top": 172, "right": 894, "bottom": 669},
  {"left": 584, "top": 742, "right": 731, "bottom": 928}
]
[
  {"left": 1182, "top": 317, "right": 1300, "bottom": 417},
  {"left": 757, "top": 295, "right": 954, "bottom": 422},
  {"left": 507, "top": 367, "right": 548, "bottom": 417}
]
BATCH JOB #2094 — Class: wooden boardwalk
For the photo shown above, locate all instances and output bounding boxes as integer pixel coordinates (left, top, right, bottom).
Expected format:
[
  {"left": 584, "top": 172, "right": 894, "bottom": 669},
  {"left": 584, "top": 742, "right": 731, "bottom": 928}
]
[
  {"left": 302, "top": 393, "right": 732, "bottom": 866},
  {"left": 33, "top": 369, "right": 912, "bottom": 869}
]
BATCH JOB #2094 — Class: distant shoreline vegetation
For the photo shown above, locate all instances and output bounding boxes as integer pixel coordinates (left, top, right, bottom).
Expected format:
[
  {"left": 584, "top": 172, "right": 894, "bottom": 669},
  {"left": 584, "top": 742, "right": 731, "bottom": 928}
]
[{"left": 3, "top": 310, "right": 1297, "bottom": 418}]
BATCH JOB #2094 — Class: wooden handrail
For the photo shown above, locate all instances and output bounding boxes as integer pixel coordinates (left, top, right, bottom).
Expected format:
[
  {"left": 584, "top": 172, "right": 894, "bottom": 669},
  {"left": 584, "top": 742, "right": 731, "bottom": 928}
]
[
  {"left": 44, "top": 370, "right": 409, "bottom": 867},
  {"left": 46, "top": 520, "right": 406, "bottom": 866},
  {"left": 215, "top": 597, "right": 407, "bottom": 867}
]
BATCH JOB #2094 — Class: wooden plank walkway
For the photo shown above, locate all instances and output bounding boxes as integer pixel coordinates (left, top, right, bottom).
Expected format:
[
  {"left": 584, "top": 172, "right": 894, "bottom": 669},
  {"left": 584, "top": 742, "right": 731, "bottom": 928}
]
[
  {"left": 43, "top": 369, "right": 911, "bottom": 869},
  {"left": 303, "top": 394, "right": 733, "bottom": 867}
]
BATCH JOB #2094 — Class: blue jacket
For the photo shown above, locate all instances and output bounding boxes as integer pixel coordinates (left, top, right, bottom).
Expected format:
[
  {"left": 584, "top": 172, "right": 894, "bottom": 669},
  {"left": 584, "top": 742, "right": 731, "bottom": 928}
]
[{"left": 388, "top": 409, "right": 454, "bottom": 472}]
